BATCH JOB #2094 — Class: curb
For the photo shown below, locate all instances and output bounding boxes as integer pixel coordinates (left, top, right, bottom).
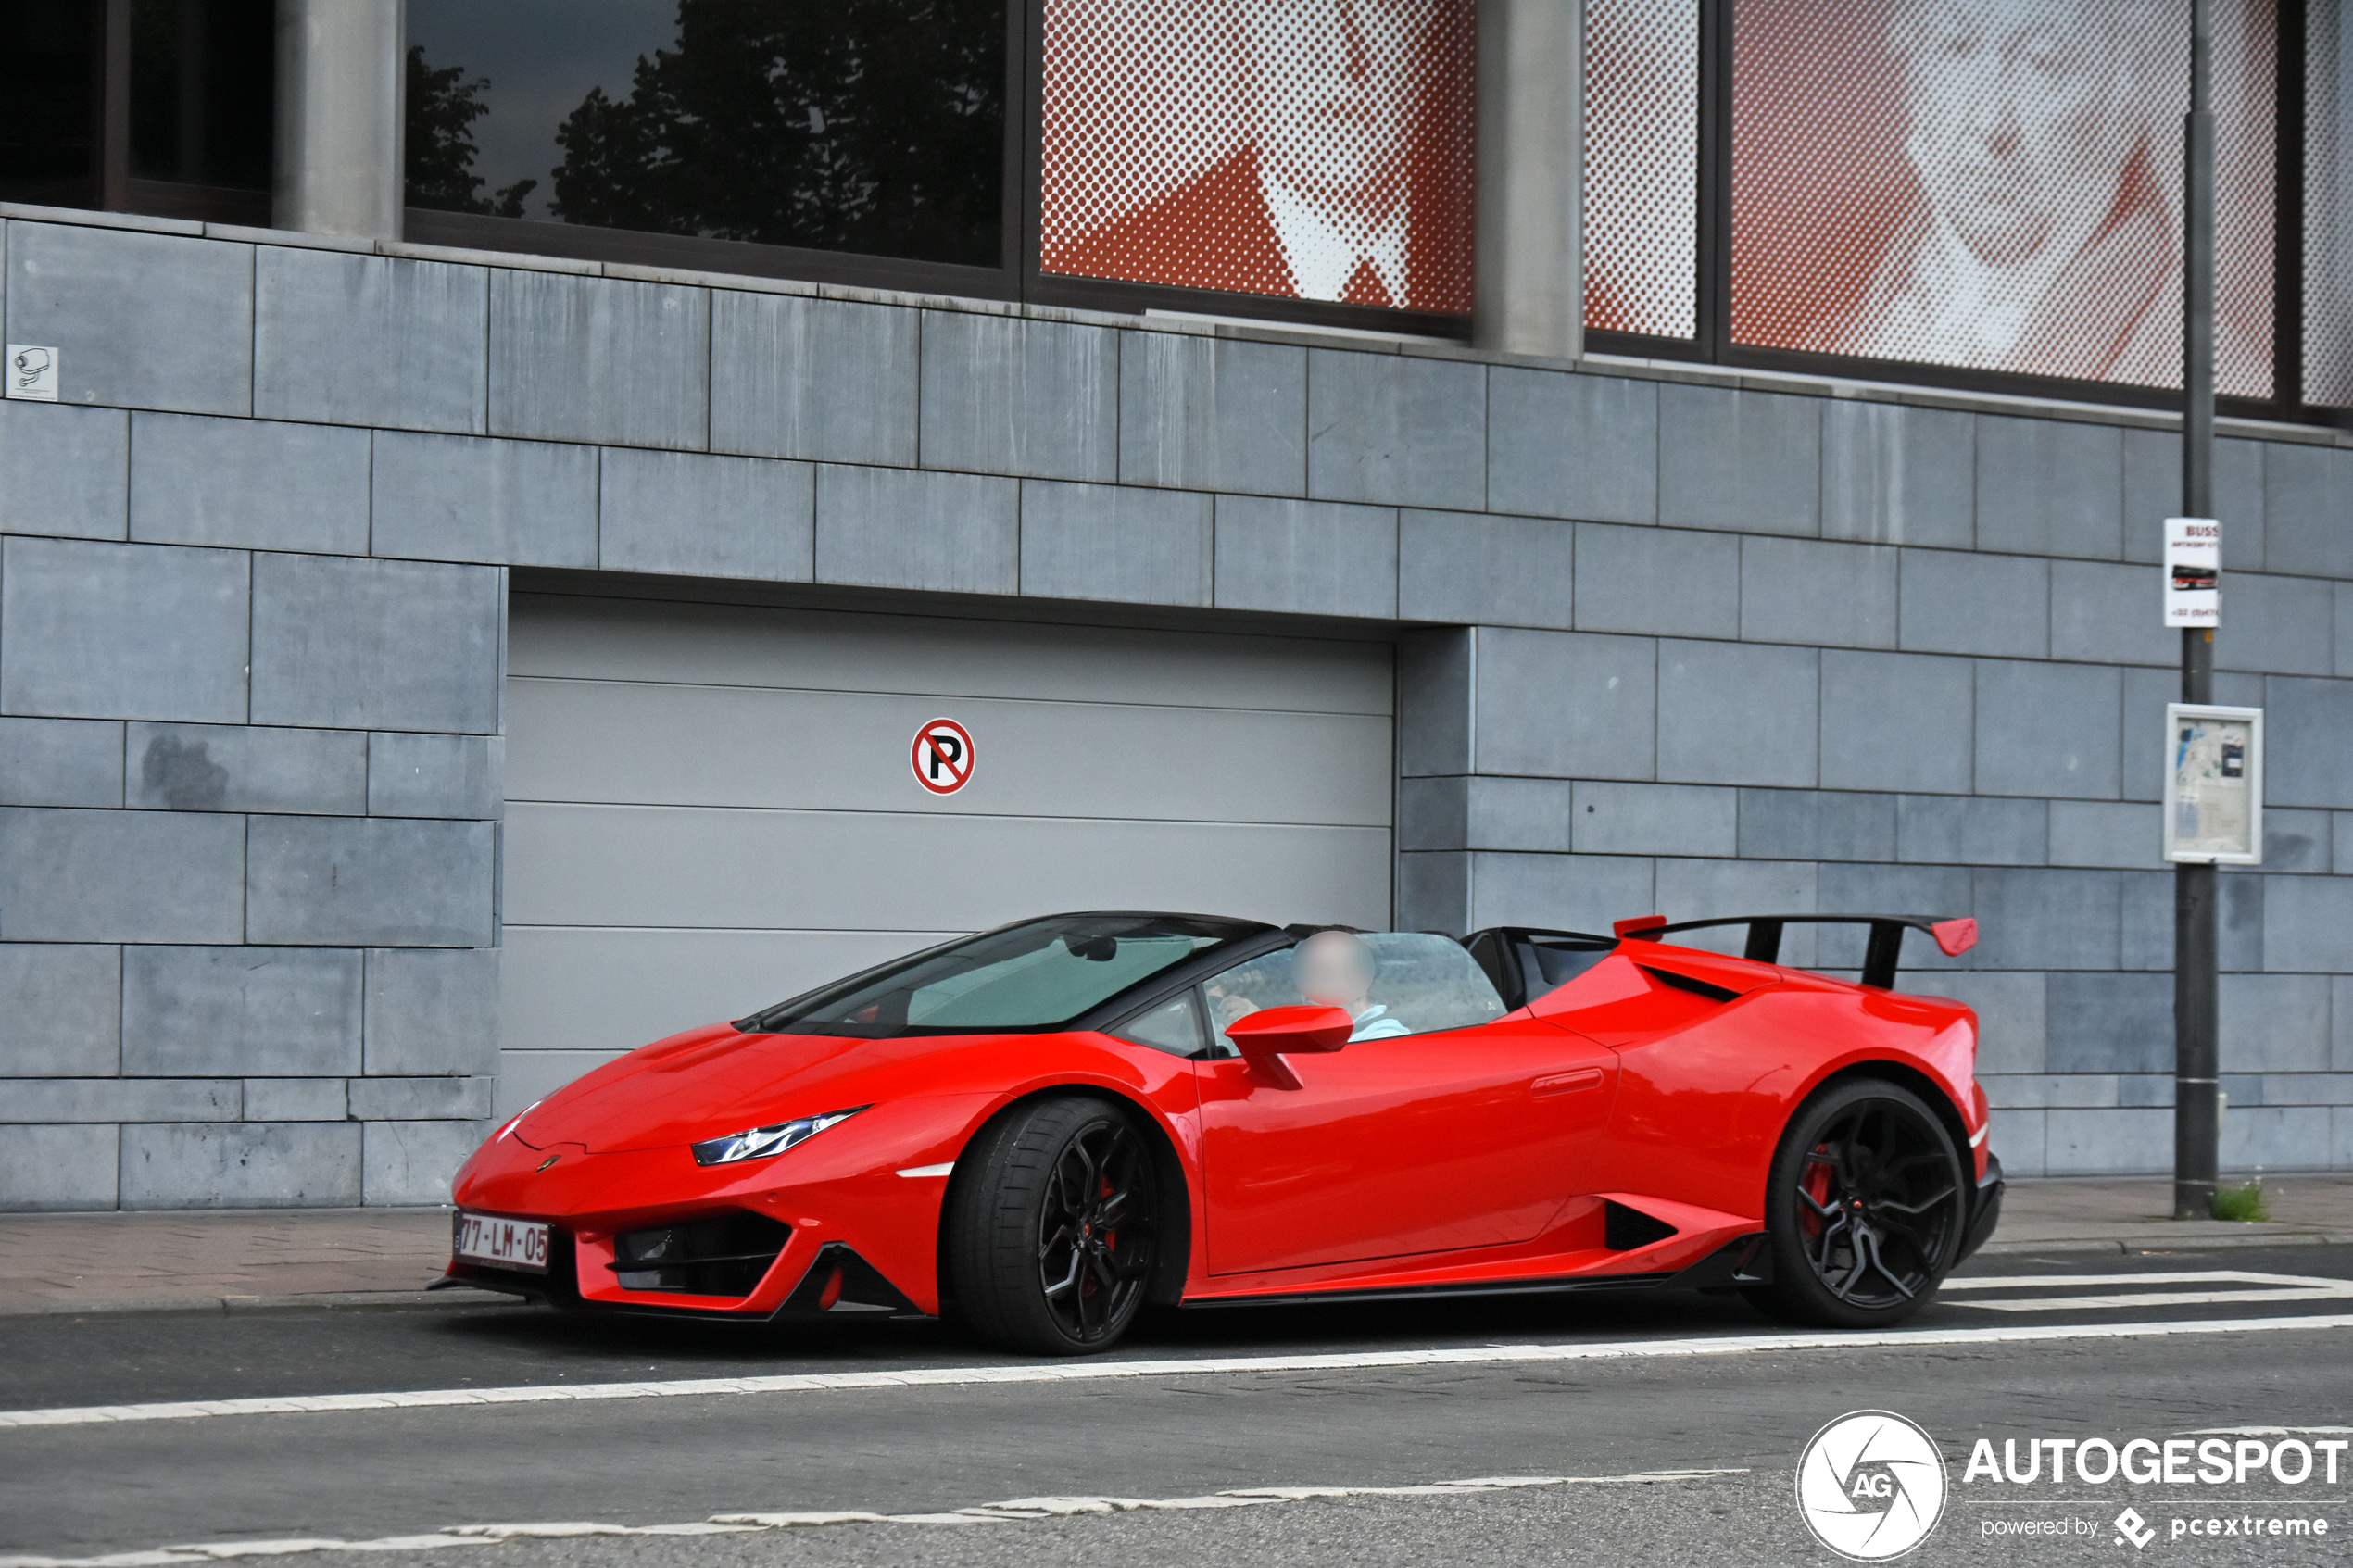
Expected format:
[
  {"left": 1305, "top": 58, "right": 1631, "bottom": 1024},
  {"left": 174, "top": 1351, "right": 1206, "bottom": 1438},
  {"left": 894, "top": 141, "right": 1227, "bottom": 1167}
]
[
  {"left": 0, "top": 1287, "right": 517, "bottom": 1320},
  {"left": 1976, "top": 1230, "right": 2353, "bottom": 1257}
]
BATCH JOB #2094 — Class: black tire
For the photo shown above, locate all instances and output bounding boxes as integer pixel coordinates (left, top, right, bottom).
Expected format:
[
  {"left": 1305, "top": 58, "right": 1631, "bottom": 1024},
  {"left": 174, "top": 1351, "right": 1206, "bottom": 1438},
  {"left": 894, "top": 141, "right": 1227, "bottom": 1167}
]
[
  {"left": 1744, "top": 1077, "right": 1969, "bottom": 1329},
  {"left": 943, "top": 1096, "right": 1159, "bottom": 1355}
]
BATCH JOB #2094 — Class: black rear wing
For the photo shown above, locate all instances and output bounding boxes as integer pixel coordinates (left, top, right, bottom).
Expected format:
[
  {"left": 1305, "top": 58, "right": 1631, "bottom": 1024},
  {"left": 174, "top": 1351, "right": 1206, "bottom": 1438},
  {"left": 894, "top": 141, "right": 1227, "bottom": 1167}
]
[
  {"left": 1462, "top": 914, "right": 1976, "bottom": 1010},
  {"left": 1613, "top": 912, "right": 1977, "bottom": 990}
]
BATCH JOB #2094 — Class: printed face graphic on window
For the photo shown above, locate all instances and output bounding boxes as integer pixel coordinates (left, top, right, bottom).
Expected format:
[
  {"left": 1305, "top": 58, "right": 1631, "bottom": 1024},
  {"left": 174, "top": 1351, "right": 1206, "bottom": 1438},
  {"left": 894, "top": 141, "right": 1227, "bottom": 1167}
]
[
  {"left": 1040, "top": 0, "right": 1474, "bottom": 314},
  {"left": 1239, "top": 0, "right": 1434, "bottom": 225},
  {"left": 1729, "top": 0, "right": 2273, "bottom": 396},
  {"left": 1894, "top": 0, "right": 2146, "bottom": 270}
]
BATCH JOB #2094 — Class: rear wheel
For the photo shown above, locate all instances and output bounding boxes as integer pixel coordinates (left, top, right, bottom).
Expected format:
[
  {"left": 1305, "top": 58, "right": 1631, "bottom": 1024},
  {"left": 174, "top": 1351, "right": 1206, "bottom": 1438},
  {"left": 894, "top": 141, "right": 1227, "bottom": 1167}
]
[
  {"left": 1745, "top": 1078, "right": 1968, "bottom": 1329},
  {"left": 943, "top": 1096, "right": 1159, "bottom": 1355}
]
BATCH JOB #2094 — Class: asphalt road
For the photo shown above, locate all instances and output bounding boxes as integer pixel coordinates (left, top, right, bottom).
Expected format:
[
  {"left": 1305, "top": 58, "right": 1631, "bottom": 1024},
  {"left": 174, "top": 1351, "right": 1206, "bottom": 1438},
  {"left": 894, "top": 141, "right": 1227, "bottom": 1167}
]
[{"left": 7, "top": 1246, "right": 2353, "bottom": 1567}]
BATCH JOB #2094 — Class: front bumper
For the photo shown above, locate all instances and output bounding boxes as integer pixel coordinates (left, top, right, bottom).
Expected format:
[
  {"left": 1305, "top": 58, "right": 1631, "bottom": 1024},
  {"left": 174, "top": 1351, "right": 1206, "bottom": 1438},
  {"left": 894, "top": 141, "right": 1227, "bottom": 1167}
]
[
  {"left": 442, "top": 1226, "right": 925, "bottom": 1323},
  {"left": 443, "top": 1098, "right": 986, "bottom": 1320}
]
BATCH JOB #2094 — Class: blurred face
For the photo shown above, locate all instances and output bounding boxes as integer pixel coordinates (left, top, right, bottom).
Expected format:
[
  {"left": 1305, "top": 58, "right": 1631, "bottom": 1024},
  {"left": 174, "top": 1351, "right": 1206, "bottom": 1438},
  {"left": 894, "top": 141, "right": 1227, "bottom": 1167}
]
[
  {"left": 1295, "top": 932, "right": 1378, "bottom": 1010},
  {"left": 1894, "top": 0, "right": 2144, "bottom": 267},
  {"left": 1240, "top": 0, "right": 1435, "bottom": 219}
]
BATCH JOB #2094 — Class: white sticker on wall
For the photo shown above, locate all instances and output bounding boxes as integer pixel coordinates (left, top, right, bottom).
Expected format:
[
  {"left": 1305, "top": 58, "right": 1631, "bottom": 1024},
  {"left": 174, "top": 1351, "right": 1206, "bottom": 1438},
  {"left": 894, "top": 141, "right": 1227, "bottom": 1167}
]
[{"left": 6, "top": 345, "right": 58, "bottom": 401}]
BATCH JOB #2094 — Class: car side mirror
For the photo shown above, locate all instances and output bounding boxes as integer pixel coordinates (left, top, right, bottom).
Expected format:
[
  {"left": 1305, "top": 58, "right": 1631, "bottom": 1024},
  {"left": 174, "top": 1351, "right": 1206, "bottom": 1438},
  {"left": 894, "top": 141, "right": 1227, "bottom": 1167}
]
[{"left": 1224, "top": 1005, "right": 1353, "bottom": 1090}]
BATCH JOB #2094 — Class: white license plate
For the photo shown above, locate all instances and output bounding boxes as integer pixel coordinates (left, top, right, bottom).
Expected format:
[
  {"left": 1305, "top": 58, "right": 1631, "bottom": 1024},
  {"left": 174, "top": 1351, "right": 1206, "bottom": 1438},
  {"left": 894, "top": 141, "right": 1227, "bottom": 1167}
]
[{"left": 454, "top": 1212, "right": 549, "bottom": 1273}]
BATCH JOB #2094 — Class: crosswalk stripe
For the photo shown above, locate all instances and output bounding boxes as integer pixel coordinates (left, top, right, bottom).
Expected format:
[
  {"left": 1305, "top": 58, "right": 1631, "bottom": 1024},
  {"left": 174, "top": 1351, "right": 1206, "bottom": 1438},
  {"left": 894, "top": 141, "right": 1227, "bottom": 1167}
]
[{"left": 3, "top": 1311, "right": 2351, "bottom": 1431}]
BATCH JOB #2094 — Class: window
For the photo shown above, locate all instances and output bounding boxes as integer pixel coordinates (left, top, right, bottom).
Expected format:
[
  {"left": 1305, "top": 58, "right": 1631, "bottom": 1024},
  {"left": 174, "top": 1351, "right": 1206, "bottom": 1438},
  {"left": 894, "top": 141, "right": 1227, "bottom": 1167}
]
[
  {"left": 1038, "top": 0, "right": 1476, "bottom": 320},
  {"left": 2307, "top": 0, "right": 2353, "bottom": 408},
  {"left": 1109, "top": 991, "right": 1211, "bottom": 1057},
  {"left": 1585, "top": 0, "right": 2340, "bottom": 424},
  {"left": 405, "top": 0, "right": 1009, "bottom": 274},
  {"left": 1585, "top": 0, "right": 1700, "bottom": 339},
  {"left": 1, "top": 0, "right": 273, "bottom": 223},
  {"left": 127, "top": 0, "right": 275, "bottom": 220},
  {"left": 738, "top": 915, "right": 1251, "bottom": 1038},
  {"left": 0, "top": 2, "right": 96, "bottom": 209},
  {"left": 1730, "top": 0, "right": 2275, "bottom": 399},
  {"left": 1202, "top": 931, "right": 1507, "bottom": 1047}
]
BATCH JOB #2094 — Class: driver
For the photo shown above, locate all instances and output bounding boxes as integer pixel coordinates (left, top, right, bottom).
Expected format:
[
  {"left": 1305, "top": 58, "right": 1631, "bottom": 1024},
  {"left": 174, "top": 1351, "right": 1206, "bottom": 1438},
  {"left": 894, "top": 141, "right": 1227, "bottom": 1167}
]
[{"left": 1294, "top": 930, "right": 1409, "bottom": 1040}]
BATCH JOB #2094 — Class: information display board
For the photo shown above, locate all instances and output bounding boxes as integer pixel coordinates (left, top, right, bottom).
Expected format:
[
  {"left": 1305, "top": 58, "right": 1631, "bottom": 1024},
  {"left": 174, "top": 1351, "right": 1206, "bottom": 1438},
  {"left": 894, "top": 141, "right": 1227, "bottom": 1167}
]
[{"left": 2163, "top": 704, "right": 2263, "bottom": 864}]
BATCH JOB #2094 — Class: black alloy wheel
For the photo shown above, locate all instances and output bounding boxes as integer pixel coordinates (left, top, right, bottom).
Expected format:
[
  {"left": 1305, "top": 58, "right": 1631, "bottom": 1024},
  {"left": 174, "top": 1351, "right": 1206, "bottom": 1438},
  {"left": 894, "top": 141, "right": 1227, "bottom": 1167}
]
[
  {"left": 1745, "top": 1078, "right": 1968, "bottom": 1328},
  {"left": 945, "top": 1096, "right": 1159, "bottom": 1354}
]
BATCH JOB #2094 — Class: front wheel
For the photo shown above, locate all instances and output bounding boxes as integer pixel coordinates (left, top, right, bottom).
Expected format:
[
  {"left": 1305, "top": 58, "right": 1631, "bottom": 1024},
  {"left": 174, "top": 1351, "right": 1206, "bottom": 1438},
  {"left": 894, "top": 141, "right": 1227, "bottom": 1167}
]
[
  {"left": 943, "top": 1096, "right": 1159, "bottom": 1355},
  {"left": 1744, "top": 1078, "right": 1969, "bottom": 1329}
]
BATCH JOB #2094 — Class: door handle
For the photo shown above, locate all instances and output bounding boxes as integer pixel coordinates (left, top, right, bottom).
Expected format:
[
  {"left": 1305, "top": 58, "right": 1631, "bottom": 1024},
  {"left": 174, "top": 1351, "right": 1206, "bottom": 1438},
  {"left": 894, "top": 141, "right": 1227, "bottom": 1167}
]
[{"left": 1532, "top": 1066, "right": 1605, "bottom": 1097}]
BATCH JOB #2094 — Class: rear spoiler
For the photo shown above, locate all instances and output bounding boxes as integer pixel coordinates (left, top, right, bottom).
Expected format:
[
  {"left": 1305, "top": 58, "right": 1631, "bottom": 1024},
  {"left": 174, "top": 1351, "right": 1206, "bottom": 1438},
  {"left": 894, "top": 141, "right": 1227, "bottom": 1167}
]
[{"left": 1612, "top": 913, "right": 1977, "bottom": 991}]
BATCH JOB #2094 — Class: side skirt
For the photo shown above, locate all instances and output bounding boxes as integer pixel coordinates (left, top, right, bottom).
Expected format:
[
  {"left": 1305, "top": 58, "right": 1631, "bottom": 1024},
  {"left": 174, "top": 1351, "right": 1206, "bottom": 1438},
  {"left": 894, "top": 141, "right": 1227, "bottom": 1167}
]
[{"left": 1179, "top": 1271, "right": 1680, "bottom": 1310}]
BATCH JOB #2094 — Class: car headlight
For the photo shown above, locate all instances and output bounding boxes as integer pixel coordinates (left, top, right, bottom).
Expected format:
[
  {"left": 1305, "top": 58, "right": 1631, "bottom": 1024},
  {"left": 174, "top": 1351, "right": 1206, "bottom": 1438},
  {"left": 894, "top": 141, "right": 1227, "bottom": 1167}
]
[{"left": 690, "top": 1106, "right": 868, "bottom": 1167}]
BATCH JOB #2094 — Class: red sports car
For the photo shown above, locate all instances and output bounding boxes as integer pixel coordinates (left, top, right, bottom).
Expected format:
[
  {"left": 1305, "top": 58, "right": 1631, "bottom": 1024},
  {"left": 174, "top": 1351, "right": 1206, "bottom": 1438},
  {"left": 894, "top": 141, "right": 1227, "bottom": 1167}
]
[{"left": 445, "top": 910, "right": 2002, "bottom": 1354}]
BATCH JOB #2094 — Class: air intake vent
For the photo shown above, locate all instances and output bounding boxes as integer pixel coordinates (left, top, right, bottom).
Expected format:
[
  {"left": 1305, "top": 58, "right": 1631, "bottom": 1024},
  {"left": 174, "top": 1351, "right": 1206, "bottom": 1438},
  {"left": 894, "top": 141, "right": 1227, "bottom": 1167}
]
[
  {"left": 1637, "top": 965, "right": 1742, "bottom": 1003},
  {"left": 1604, "top": 1199, "right": 1680, "bottom": 1252},
  {"left": 610, "top": 1211, "right": 792, "bottom": 1296}
]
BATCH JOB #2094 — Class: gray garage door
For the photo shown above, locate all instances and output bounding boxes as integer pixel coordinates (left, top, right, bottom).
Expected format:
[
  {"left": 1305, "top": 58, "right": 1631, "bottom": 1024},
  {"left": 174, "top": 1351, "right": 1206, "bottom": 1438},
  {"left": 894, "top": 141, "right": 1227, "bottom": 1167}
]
[{"left": 497, "top": 591, "right": 1395, "bottom": 1111}]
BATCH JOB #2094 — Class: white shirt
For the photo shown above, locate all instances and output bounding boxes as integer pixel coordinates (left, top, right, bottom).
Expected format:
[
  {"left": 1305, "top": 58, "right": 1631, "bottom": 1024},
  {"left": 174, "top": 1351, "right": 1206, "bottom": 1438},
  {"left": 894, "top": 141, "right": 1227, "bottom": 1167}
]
[
  {"left": 1259, "top": 163, "right": 1411, "bottom": 307},
  {"left": 1349, "top": 1003, "right": 1410, "bottom": 1041},
  {"left": 1889, "top": 207, "right": 2093, "bottom": 368}
]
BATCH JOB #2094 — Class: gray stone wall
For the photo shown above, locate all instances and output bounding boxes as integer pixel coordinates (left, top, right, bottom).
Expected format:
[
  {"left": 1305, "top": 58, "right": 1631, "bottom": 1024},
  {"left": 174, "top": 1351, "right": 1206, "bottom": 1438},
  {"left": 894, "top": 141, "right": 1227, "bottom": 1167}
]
[{"left": 0, "top": 204, "right": 2347, "bottom": 1205}]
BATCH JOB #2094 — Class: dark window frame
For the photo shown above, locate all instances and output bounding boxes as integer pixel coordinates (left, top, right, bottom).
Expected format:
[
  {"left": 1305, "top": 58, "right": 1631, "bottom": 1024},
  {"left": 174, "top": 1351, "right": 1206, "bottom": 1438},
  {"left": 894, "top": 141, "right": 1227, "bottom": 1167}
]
[{"left": 1590, "top": 0, "right": 2349, "bottom": 431}]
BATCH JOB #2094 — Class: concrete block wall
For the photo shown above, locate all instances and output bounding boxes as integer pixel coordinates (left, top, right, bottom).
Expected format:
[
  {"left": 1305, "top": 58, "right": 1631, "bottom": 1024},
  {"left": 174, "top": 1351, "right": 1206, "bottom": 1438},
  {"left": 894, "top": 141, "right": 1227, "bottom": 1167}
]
[
  {"left": 0, "top": 218, "right": 507, "bottom": 1208},
  {"left": 1, "top": 203, "right": 2349, "bottom": 1203},
  {"left": 1398, "top": 390, "right": 2353, "bottom": 1177}
]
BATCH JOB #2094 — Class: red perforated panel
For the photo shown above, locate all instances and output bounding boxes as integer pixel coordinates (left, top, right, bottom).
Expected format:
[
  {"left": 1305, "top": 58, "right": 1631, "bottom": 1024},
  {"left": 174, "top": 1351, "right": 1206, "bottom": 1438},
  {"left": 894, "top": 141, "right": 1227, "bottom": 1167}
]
[
  {"left": 1731, "top": 0, "right": 2275, "bottom": 396},
  {"left": 1585, "top": 0, "right": 1701, "bottom": 339},
  {"left": 1041, "top": 0, "right": 1475, "bottom": 314},
  {"left": 2308, "top": 1, "right": 2353, "bottom": 408}
]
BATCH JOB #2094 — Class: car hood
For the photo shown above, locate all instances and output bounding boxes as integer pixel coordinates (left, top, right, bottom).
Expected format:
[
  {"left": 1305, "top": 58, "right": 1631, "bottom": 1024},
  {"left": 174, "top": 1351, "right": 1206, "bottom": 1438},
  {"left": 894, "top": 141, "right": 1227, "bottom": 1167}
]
[{"left": 510, "top": 1022, "right": 1027, "bottom": 1156}]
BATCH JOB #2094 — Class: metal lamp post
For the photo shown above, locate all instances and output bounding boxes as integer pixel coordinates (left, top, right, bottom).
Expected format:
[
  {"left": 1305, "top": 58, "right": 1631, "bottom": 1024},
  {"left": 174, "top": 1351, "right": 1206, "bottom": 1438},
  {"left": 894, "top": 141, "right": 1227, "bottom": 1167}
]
[{"left": 2173, "top": 0, "right": 2221, "bottom": 1222}]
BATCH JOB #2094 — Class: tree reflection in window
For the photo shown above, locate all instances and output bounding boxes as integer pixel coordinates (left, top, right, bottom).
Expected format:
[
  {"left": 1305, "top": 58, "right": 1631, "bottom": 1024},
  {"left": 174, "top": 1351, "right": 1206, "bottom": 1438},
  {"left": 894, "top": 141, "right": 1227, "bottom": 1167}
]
[
  {"left": 407, "top": 0, "right": 1004, "bottom": 268},
  {"left": 406, "top": 47, "right": 536, "bottom": 218}
]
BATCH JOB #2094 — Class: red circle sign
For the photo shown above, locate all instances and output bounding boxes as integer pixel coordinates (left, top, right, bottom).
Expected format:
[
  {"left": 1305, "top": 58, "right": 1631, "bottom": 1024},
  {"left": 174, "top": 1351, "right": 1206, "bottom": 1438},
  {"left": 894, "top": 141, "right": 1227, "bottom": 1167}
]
[{"left": 911, "top": 718, "right": 975, "bottom": 795}]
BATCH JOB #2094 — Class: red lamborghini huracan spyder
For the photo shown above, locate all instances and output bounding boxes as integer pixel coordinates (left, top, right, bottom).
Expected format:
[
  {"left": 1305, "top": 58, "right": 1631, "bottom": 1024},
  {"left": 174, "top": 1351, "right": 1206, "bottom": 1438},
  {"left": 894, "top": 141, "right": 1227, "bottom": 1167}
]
[{"left": 444, "top": 910, "right": 2002, "bottom": 1354}]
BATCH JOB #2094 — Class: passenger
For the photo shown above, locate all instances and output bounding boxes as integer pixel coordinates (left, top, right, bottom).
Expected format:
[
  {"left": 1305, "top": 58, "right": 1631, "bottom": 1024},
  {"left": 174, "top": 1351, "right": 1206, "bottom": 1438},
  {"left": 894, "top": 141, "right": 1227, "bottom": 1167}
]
[{"left": 1295, "top": 930, "right": 1410, "bottom": 1041}]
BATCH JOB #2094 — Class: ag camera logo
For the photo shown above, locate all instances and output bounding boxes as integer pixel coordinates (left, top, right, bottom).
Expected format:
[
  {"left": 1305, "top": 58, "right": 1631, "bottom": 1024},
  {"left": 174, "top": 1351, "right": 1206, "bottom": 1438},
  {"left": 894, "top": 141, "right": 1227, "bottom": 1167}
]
[{"left": 1797, "top": 1411, "right": 1949, "bottom": 1560}]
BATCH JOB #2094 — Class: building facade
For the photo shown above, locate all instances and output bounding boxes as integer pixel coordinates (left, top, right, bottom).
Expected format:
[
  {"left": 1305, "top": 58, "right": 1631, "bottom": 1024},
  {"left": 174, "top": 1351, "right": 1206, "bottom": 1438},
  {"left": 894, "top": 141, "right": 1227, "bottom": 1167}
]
[{"left": 1, "top": 0, "right": 2350, "bottom": 1207}]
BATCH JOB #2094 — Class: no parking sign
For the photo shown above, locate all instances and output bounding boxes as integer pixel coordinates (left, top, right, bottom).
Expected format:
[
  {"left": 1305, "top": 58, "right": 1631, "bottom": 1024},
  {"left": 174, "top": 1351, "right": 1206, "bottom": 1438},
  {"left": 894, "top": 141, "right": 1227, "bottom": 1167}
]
[{"left": 911, "top": 718, "right": 975, "bottom": 795}]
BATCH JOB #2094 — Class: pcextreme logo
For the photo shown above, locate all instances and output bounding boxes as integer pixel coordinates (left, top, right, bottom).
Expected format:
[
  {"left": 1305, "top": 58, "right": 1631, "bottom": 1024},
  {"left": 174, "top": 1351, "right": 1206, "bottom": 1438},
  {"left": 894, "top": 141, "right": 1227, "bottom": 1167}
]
[{"left": 1796, "top": 1411, "right": 1949, "bottom": 1560}]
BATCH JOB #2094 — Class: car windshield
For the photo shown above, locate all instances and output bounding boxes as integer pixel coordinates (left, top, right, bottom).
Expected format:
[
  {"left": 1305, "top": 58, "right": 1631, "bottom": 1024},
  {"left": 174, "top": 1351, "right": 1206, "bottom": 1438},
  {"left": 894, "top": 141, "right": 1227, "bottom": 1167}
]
[{"left": 738, "top": 914, "right": 1263, "bottom": 1037}]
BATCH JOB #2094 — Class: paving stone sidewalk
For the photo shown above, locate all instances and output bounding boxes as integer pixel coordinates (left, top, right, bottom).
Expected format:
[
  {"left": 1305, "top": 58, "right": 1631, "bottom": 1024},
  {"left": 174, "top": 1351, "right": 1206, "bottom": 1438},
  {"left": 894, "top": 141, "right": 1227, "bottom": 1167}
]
[
  {"left": 0, "top": 1206, "right": 472, "bottom": 1315},
  {"left": 1978, "top": 1171, "right": 2353, "bottom": 1255},
  {"left": 5, "top": 1175, "right": 2352, "bottom": 1316}
]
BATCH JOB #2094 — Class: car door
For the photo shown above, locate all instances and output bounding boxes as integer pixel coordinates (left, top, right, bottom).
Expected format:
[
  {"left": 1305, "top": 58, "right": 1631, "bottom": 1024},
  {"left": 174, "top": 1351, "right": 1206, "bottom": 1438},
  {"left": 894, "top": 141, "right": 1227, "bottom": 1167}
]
[{"left": 1191, "top": 936, "right": 1619, "bottom": 1276}]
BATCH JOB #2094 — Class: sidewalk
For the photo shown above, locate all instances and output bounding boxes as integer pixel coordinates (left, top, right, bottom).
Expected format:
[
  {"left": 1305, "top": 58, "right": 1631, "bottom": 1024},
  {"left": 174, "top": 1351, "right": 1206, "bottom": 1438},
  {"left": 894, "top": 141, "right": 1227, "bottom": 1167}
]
[
  {"left": 5, "top": 1176, "right": 2352, "bottom": 1316},
  {"left": 0, "top": 1207, "right": 481, "bottom": 1316},
  {"left": 1980, "top": 1172, "right": 2353, "bottom": 1257}
]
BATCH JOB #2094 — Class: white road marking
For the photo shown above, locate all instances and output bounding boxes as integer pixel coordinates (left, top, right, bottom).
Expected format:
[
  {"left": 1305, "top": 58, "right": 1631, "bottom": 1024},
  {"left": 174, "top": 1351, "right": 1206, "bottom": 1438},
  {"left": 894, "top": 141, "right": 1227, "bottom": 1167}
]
[
  {"left": 0, "top": 1471, "right": 1746, "bottom": 1566},
  {"left": 2187, "top": 1424, "right": 2353, "bottom": 1436},
  {"left": 1941, "top": 1270, "right": 2353, "bottom": 1313},
  {"left": 3, "top": 1312, "right": 2352, "bottom": 1433}
]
